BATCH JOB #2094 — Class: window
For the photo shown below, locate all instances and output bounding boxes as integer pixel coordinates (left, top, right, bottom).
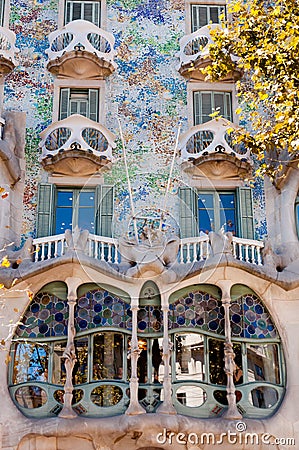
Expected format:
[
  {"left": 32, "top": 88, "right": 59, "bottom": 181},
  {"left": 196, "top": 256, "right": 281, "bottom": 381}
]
[
  {"left": 191, "top": 4, "right": 226, "bottom": 32},
  {"left": 179, "top": 187, "right": 254, "bottom": 239},
  {"left": 55, "top": 189, "right": 96, "bottom": 233},
  {"left": 36, "top": 184, "right": 114, "bottom": 238},
  {"left": 193, "top": 91, "right": 232, "bottom": 124},
  {"left": 59, "top": 88, "right": 99, "bottom": 121},
  {"left": 198, "top": 191, "right": 236, "bottom": 234},
  {"left": 65, "top": 0, "right": 101, "bottom": 26}
]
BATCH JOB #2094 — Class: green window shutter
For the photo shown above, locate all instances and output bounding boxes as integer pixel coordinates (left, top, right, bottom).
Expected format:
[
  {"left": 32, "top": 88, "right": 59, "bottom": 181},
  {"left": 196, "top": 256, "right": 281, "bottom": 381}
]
[
  {"left": 96, "top": 185, "right": 114, "bottom": 237},
  {"left": 88, "top": 89, "right": 99, "bottom": 122},
  {"left": 36, "top": 183, "right": 55, "bottom": 238},
  {"left": 178, "top": 187, "right": 198, "bottom": 238},
  {"left": 59, "top": 88, "right": 70, "bottom": 120},
  {"left": 237, "top": 187, "right": 254, "bottom": 239}
]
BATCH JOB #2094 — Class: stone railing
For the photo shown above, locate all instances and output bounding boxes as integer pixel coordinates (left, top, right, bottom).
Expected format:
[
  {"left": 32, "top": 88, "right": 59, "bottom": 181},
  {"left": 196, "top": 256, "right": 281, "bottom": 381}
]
[
  {"left": 39, "top": 114, "right": 116, "bottom": 162},
  {"left": 179, "top": 118, "right": 251, "bottom": 162},
  {"left": 0, "top": 26, "right": 18, "bottom": 71},
  {"left": 33, "top": 231, "right": 264, "bottom": 266},
  {"left": 177, "top": 24, "right": 217, "bottom": 69},
  {"left": 46, "top": 19, "right": 116, "bottom": 67}
]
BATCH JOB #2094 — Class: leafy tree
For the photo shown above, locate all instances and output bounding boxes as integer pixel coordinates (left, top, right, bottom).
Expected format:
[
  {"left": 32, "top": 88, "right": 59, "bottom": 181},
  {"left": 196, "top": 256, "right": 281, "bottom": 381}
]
[{"left": 203, "top": 0, "right": 299, "bottom": 180}]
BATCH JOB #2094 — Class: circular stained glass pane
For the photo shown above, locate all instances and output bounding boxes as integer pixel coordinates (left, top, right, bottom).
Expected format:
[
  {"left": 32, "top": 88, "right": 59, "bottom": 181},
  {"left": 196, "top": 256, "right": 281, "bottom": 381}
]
[
  {"left": 176, "top": 386, "right": 206, "bottom": 407},
  {"left": 41, "top": 295, "right": 51, "bottom": 305},
  {"left": 103, "top": 309, "right": 112, "bottom": 319},
  {"left": 15, "top": 386, "right": 47, "bottom": 409},
  {"left": 257, "top": 319, "right": 267, "bottom": 330},
  {"left": 255, "top": 304, "right": 264, "bottom": 315},
  {"left": 113, "top": 303, "right": 123, "bottom": 314},
  {"left": 138, "top": 321, "right": 147, "bottom": 331},
  {"left": 185, "top": 309, "right": 195, "bottom": 320},
  {"left": 94, "top": 304, "right": 102, "bottom": 313},
  {"left": 208, "top": 299, "right": 217, "bottom": 309},
  {"left": 245, "top": 310, "right": 256, "bottom": 322},
  {"left": 54, "top": 323, "right": 65, "bottom": 334},
  {"left": 112, "top": 315, "right": 122, "bottom": 325},
  {"left": 79, "top": 309, "right": 88, "bottom": 319},
  {"left": 79, "top": 297, "right": 89, "bottom": 308},
  {"left": 39, "top": 309, "right": 50, "bottom": 320},
  {"left": 176, "top": 304, "right": 185, "bottom": 313},
  {"left": 94, "top": 291, "right": 103, "bottom": 301},
  {"left": 104, "top": 296, "right": 113, "bottom": 306},
  {"left": 39, "top": 324, "right": 49, "bottom": 334},
  {"left": 231, "top": 303, "right": 241, "bottom": 314},
  {"left": 31, "top": 303, "right": 40, "bottom": 313},
  {"left": 56, "top": 302, "right": 65, "bottom": 311},
  {"left": 91, "top": 385, "right": 123, "bottom": 407}
]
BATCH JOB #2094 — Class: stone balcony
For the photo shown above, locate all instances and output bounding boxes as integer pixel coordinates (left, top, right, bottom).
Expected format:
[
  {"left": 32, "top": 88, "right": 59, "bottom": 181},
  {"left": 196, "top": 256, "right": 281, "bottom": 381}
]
[
  {"left": 179, "top": 118, "right": 252, "bottom": 180},
  {"left": 39, "top": 114, "right": 116, "bottom": 176},
  {"left": 0, "top": 26, "right": 18, "bottom": 75},
  {"left": 177, "top": 24, "right": 240, "bottom": 81},
  {"left": 46, "top": 19, "right": 117, "bottom": 79}
]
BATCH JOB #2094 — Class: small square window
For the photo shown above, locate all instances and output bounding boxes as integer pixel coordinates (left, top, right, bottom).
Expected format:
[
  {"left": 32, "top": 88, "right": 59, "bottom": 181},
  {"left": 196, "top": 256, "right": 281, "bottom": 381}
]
[
  {"left": 65, "top": 0, "right": 101, "bottom": 27},
  {"left": 59, "top": 88, "right": 99, "bottom": 122},
  {"left": 193, "top": 91, "right": 232, "bottom": 125},
  {"left": 191, "top": 4, "right": 226, "bottom": 32}
]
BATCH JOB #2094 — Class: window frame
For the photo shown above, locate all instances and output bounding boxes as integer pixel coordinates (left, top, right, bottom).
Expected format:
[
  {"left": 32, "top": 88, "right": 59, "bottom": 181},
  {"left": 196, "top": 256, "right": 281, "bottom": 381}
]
[
  {"left": 190, "top": 3, "right": 226, "bottom": 32},
  {"left": 185, "top": 0, "right": 226, "bottom": 33},
  {"left": 59, "top": 87, "right": 100, "bottom": 122},
  {"left": 64, "top": 0, "right": 101, "bottom": 27},
  {"left": 197, "top": 189, "right": 237, "bottom": 234},
  {"left": 187, "top": 82, "right": 238, "bottom": 128},
  {"left": 52, "top": 79, "right": 105, "bottom": 124},
  {"left": 58, "top": 0, "right": 106, "bottom": 28},
  {"left": 193, "top": 90, "right": 233, "bottom": 125}
]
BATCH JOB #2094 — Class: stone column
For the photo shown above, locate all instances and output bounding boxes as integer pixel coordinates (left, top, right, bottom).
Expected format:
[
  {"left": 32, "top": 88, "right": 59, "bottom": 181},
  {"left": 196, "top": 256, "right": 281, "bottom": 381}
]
[
  {"left": 218, "top": 280, "right": 242, "bottom": 420},
  {"left": 126, "top": 297, "right": 145, "bottom": 415},
  {"left": 59, "top": 277, "right": 81, "bottom": 418},
  {"left": 157, "top": 293, "right": 176, "bottom": 414}
]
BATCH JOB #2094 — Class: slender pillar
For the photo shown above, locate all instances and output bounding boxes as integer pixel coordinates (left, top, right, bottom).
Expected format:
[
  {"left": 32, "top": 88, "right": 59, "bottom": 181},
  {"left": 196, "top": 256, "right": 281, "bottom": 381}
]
[
  {"left": 219, "top": 281, "right": 242, "bottom": 420},
  {"left": 59, "top": 277, "right": 81, "bottom": 418},
  {"left": 157, "top": 293, "right": 176, "bottom": 414},
  {"left": 126, "top": 298, "right": 146, "bottom": 415}
]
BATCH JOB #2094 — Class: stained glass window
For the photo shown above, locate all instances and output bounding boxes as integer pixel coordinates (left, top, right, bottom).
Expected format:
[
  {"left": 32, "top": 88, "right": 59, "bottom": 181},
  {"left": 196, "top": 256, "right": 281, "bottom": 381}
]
[
  {"left": 15, "top": 292, "right": 68, "bottom": 338},
  {"left": 169, "top": 289, "right": 224, "bottom": 334},
  {"left": 75, "top": 288, "right": 132, "bottom": 331}
]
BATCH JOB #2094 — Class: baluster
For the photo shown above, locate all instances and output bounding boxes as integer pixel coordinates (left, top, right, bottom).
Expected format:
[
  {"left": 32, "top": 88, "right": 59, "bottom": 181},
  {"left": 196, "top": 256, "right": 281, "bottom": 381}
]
[
  {"left": 232, "top": 241, "right": 237, "bottom": 258},
  {"left": 179, "top": 244, "right": 184, "bottom": 264},
  {"left": 107, "top": 243, "right": 112, "bottom": 262},
  {"left": 34, "top": 245, "right": 39, "bottom": 262},
  {"left": 251, "top": 245, "right": 255, "bottom": 264},
  {"left": 199, "top": 241, "right": 203, "bottom": 261},
  {"left": 206, "top": 239, "right": 210, "bottom": 259},
  {"left": 101, "top": 242, "right": 105, "bottom": 261},
  {"left": 238, "top": 243, "right": 243, "bottom": 261},
  {"left": 257, "top": 247, "right": 262, "bottom": 265},
  {"left": 88, "top": 239, "right": 92, "bottom": 257},
  {"left": 245, "top": 244, "right": 249, "bottom": 262},
  {"left": 61, "top": 239, "right": 65, "bottom": 256},
  {"left": 186, "top": 243, "right": 191, "bottom": 263},
  {"left": 41, "top": 243, "right": 45, "bottom": 261},
  {"left": 94, "top": 239, "right": 98, "bottom": 259},
  {"left": 54, "top": 239, "right": 58, "bottom": 258}
]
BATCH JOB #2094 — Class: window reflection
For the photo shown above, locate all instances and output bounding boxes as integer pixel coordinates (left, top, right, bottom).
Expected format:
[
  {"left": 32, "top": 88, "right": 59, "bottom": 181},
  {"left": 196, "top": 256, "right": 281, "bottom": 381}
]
[
  {"left": 93, "top": 332, "right": 123, "bottom": 380},
  {"left": 247, "top": 344, "right": 280, "bottom": 384},
  {"left": 13, "top": 343, "right": 48, "bottom": 384},
  {"left": 74, "top": 337, "right": 88, "bottom": 384},
  {"left": 249, "top": 386, "right": 279, "bottom": 409},
  {"left": 52, "top": 341, "right": 66, "bottom": 385},
  {"left": 175, "top": 333, "right": 205, "bottom": 381},
  {"left": 209, "top": 338, "right": 226, "bottom": 385}
]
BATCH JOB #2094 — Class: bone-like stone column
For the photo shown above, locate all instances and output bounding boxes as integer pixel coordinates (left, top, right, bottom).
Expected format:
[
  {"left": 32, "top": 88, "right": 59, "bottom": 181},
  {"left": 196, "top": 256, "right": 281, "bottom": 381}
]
[
  {"left": 157, "top": 292, "right": 176, "bottom": 414},
  {"left": 126, "top": 297, "right": 145, "bottom": 415},
  {"left": 218, "top": 280, "right": 242, "bottom": 420},
  {"left": 59, "top": 277, "right": 81, "bottom": 418}
]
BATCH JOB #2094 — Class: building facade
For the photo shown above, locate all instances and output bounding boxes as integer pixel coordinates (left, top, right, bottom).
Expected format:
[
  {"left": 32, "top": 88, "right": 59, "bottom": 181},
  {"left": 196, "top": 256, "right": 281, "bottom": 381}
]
[{"left": 0, "top": 0, "right": 298, "bottom": 449}]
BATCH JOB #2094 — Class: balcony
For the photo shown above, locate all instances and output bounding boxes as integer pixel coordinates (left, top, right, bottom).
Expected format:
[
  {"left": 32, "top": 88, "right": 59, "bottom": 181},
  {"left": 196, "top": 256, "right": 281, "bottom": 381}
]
[
  {"left": 32, "top": 232, "right": 264, "bottom": 267},
  {"left": 177, "top": 25, "right": 240, "bottom": 81},
  {"left": 46, "top": 20, "right": 117, "bottom": 79},
  {"left": 0, "top": 27, "right": 18, "bottom": 75},
  {"left": 179, "top": 118, "right": 252, "bottom": 180},
  {"left": 39, "top": 114, "right": 116, "bottom": 176}
]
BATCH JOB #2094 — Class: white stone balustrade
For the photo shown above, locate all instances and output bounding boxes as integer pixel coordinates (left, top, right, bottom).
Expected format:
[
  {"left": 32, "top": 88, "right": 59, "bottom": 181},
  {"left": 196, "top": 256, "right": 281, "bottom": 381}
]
[
  {"left": 46, "top": 19, "right": 116, "bottom": 67},
  {"left": 39, "top": 114, "right": 116, "bottom": 161},
  {"left": 33, "top": 232, "right": 264, "bottom": 266},
  {"left": 0, "top": 26, "right": 18, "bottom": 69},
  {"left": 177, "top": 24, "right": 218, "bottom": 69},
  {"left": 179, "top": 118, "right": 251, "bottom": 162}
]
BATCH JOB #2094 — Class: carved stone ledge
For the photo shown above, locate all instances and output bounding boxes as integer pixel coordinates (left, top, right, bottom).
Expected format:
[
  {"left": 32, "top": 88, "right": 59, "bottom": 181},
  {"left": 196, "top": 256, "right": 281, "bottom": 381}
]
[
  {"left": 47, "top": 51, "right": 115, "bottom": 79},
  {"left": 179, "top": 57, "right": 242, "bottom": 82}
]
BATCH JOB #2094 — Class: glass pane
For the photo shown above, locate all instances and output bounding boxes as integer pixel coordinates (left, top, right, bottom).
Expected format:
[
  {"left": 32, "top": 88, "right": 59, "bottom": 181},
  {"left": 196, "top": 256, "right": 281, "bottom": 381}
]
[
  {"left": 79, "top": 101, "right": 88, "bottom": 117},
  {"left": 78, "top": 207, "right": 95, "bottom": 232},
  {"left": 137, "top": 338, "right": 148, "bottom": 383},
  {"left": 219, "top": 193, "right": 235, "bottom": 209},
  {"left": 93, "top": 333, "right": 124, "bottom": 380},
  {"left": 74, "top": 337, "right": 88, "bottom": 384},
  {"left": 83, "top": 3, "right": 93, "bottom": 22},
  {"left": 249, "top": 386, "right": 278, "bottom": 409},
  {"left": 152, "top": 338, "right": 163, "bottom": 383},
  {"left": 201, "top": 93, "right": 212, "bottom": 123},
  {"left": 72, "top": 2, "right": 82, "bottom": 20},
  {"left": 13, "top": 343, "right": 49, "bottom": 384},
  {"left": 175, "top": 333, "right": 205, "bottom": 381},
  {"left": 247, "top": 344, "right": 280, "bottom": 384},
  {"left": 191, "top": 5, "right": 208, "bottom": 31},
  {"left": 198, "top": 207, "right": 214, "bottom": 233},
  {"left": 55, "top": 207, "right": 73, "bottom": 233},
  {"left": 57, "top": 191, "right": 73, "bottom": 207},
  {"left": 210, "top": 7, "right": 220, "bottom": 23},
  {"left": 91, "top": 385, "right": 123, "bottom": 407},
  {"left": 220, "top": 209, "right": 236, "bottom": 234},
  {"left": 208, "top": 338, "right": 226, "bottom": 385},
  {"left": 52, "top": 341, "right": 66, "bottom": 385},
  {"left": 79, "top": 191, "right": 95, "bottom": 207},
  {"left": 176, "top": 385, "right": 206, "bottom": 407},
  {"left": 198, "top": 193, "right": 214, "bottom": 209},
  {"left": 214, "top": 93, "right": 225, "bottom": 117},
  {"left": 15, "top": 386, "right": 47, "bottom": 409}
]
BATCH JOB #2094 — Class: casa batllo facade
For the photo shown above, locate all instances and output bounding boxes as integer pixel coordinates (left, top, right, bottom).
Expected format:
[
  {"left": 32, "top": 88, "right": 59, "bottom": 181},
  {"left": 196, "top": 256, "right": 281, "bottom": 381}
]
[{"left": 0, "top": 0, "right": 298, "bottom": 449}]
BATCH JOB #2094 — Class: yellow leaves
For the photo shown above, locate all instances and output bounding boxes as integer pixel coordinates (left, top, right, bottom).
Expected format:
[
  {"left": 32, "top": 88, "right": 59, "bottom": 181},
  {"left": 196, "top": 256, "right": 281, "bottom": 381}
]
[
  {"left": 209, "top": 110, "right": 221, "bottom": 119},
  {"left": 26, "top": 290, "right": 34, "bottom": 301},
  {"left": 0, "top": 284, "right": 4, "bottom": 290},
  {"left": 258, "top": 92, "right": 268, "bottom": 101},
  {"left": 1, "top": 257, "right": 10, "bottom": 268},
  {"left": 235, "top": 107, "right": 242, "bottom": 115}
]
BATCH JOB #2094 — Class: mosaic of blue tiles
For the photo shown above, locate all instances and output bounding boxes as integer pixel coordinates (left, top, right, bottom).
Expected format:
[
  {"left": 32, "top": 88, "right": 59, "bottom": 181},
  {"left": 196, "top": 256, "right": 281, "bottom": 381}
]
[{"left": 3, "top": 0, "right": 267, "bottom": 240}]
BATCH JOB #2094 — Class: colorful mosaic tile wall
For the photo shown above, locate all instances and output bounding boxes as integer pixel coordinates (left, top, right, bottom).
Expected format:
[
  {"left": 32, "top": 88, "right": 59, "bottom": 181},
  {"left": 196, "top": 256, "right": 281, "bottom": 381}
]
[{"left": 4, "top": 0, "right": 267, "bottom": 241}]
